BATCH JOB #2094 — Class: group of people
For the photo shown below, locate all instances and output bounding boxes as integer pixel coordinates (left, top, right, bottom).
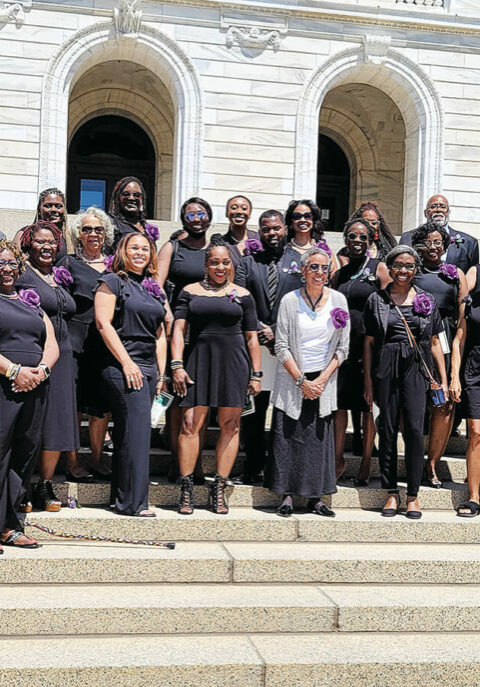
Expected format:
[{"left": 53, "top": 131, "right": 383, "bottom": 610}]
[{"left": 0, "top": 180, "right": 479, "bottom": 553}]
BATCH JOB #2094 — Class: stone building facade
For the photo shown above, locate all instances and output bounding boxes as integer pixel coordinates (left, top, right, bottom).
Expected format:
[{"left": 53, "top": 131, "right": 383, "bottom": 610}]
[{"left": 0, "top": 0, "right": 479, "bottom": 239}]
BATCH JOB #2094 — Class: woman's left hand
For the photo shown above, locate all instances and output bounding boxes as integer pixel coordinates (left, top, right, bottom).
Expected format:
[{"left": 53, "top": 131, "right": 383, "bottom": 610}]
[
  {"left": 155, "top": 378, "right": 169, "bottom": 399},
  {"left": 441, "top": 381, "right": 450, "bottom": 404},
  {"left": 247, "top": 379, "right": 261, "bottom": 396},
  {"left": 313, "top": 373, "right": 328, "bottom": 396},
  {"left": 449, "top": 375, "right": 461, "bottom": 404}
]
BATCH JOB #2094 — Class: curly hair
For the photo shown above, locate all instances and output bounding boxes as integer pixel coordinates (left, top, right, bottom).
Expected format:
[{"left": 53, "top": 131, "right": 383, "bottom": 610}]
[
  {"left": 411, "top": 221, "right": 450, "bottom": 254},
  {"left": 347, "top": 201, "right": 397, "bottom": 259},
  {"left": 111, "top": 233, "right": 158, "bottom": 281},
  {"left": 0, "top": 239, "right": 26, "bottom": 274},
  {"left": 70, "top": 207, "right": 114, "bottom": 248},
  {"left": 342, "top": 218, "right": 375, "bottom": 244},
  {"left": 20, "top": 221, "right": 63, "bottom": 254},
  {"left": 109, "top": 176, "right": 147, "bottom": 223},
  {"left": 180, "top": 197, "right": 213, "bottom": 226},
  {"left": 284, "top": 199, "right": 324, "bottom": 242},
  {"left": 35, "top": 188, "right": 66, "bottom": 228}
]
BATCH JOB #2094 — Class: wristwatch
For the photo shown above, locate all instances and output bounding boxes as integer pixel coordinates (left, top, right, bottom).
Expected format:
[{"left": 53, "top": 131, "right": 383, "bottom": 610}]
[
  {"left": 39, "top": 363, "right": 51, "bottom": 379},
  {"left": 251, "top": 371, "right": 263, "bottom": 378}
]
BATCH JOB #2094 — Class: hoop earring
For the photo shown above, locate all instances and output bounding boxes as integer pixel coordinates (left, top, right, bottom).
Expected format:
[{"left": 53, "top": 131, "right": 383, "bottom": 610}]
[{"left": 301, "top": 276, "right": 306, "bottom": 283}]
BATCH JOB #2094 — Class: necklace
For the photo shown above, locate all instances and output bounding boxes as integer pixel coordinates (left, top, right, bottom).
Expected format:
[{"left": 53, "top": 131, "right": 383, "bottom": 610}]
[
  {"left": 349, "top": 255, "right": 370, "bottom": 280},
  {"left": 26, "top": 261, "right": 56, "bottom": 286},
  {"left": 228, "top": 231, "right": 246, "bottom": 245},
  {"left": 78, "top": 249, "right": 104, "bottom": 264},
  {"left": 423, "top": 264, "right": 441, "bottom": 273},
  {"left": 303, "top": 286, "right": 324, "bottom": 311},
  {"left": 0, "top": 291, "right": 18, "bottom": 299},
  {"left": 201, "top": 279, "right": 230, "bottom": 292},
  {"left": 291, "top": 238, "right": 314, "bottom": 251}
]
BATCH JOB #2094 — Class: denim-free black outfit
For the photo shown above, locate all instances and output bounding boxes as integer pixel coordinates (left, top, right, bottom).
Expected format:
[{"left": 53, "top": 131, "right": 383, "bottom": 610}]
[
  {"left": 96, "top": 272, "right": 166, "bottom": 515},
  {"left": 363, "top": 288, "right": 443, "bottom": 497}
]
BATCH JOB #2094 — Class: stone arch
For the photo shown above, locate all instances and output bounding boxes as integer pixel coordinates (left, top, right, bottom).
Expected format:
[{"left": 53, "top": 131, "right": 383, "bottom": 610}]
[
  {"left": 294, "top": 42, "right": 444, "bottom": 229},
  {"left": 39, "top": 21, "right": 204, "bottom": 220}
]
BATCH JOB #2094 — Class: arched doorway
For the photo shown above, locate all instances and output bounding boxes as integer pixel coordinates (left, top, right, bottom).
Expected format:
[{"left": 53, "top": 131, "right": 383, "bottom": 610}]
[
  {"left": 316, "top": 134, "right": 350, "bottom": 233},
  {"left": 67, "top": 115, "right": 156, "bottom": 215}
]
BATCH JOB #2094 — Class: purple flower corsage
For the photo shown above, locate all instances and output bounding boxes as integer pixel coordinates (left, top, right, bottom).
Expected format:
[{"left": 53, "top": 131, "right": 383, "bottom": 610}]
[
  {"left": 288, "top": 260, "right": 300, "bottom": 274},
  {"left": 103, "top": 255, "right": 114, "bottom": 273},
  {"left": 18, "top": 288, "right": 41, "bottom": 310},
  {"left": 144, "top": 223, "right": 159, "bottom": 243},
  {"left": 244, "top": 238, "right": 264, "bottom": 256},
  {"left": 52, "top": 266, "right": 73, "bottom": 287},
  {"left": 412, "top": 292, "right": 434, "bottom": 316},
  {"left": 227, "top": 288, "right": 241, "bottom": 304},
  {"left": 330, "top": 307, "right": 350, "bottom": 329},
  {"left": 316, "top": 240, "right": 332, "bottom": 257},
  {"left": 450, "top": 233, "right": 465, "bottom": 246},
  {"left": 439, "top": 263, "right": 459, "bottom": 282},
  {"left": 142, "top": 277, "right": 166, "bottom": 302}
]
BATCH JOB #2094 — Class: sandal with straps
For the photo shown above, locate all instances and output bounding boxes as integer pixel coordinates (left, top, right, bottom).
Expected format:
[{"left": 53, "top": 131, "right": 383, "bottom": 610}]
[
  {"left": 1, "top": 530, "right": 40, "bottom": 549},
  {"left": 456, "top": 500, "right": 480, "bottom": 518},
  {"left": 209, "top": 474, "right": 229, "bottom": 515},
  {"left": 177, "top": 474, "right": 195, "bottom": 515}
]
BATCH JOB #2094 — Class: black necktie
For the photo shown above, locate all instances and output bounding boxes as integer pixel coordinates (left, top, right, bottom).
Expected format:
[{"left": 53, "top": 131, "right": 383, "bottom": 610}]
[{"left": 267, "top": 260, "right": 278, "bottom": 310}]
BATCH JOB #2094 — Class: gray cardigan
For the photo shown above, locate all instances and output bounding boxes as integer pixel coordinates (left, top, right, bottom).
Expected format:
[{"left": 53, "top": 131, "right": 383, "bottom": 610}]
[{"left": 271, "top": 288, "right": 350, "bottom": 419}]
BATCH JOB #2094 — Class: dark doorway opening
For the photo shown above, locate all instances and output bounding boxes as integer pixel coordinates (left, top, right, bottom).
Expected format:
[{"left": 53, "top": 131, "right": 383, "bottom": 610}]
[
  {"left": 67, "top": 115, "right": 156, "bottom": 216},
  {"left": 316, "top": 134, "right": 350, "bottom": 232}
]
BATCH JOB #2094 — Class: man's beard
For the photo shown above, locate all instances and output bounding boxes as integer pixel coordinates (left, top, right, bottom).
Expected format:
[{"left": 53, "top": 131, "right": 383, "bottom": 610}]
[
  {"left": 263, "top": 238, "right": 286, "bottom": 260},
  {"left": 431, "top": 214, "right": 449, "bottom": 228}
]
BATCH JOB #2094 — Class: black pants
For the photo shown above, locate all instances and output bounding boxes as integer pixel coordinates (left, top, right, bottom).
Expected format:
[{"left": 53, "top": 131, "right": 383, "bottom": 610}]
[
  {"left": 102, "top": 364, "right": 156, "bottom": 515},
  {"left": 376, "top": 344, "right": 426, "bottom": 497},
  {"left": 0, "top": 378, "right": 48, "bottom": 532},
  {"left": 242, "top": 390, "right": 270, "bottom": 477}
]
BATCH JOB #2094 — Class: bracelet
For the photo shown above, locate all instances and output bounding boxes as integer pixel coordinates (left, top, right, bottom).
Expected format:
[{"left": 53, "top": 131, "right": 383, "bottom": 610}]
[
  {"left": 170, "top": 359, "right": 184, "bottom": 370},
  {"left": 157, "top": 373, "right": 171, "bottom": 383},
  {"left": 295, "top": 373, "right": 306, "bottom": 387},
  {"left": 6, "top": 363, "right": 21, "bottom": 381},
  {"left": 250, "top": 376, "right": 262, "bottom": 382}
]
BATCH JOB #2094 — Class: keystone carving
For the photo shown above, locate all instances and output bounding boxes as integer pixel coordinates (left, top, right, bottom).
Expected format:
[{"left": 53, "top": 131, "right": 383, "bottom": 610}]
[
  {"left": 0, "top": 0, "right": 31, "bottom": 28},
  {"left": 226, "top": 25, "right": 282, "bottom": 51},
  {"left": 362, "top": 34, "right": 392, "bottom": 65},
  {"left": 113, "top": 0, "right": 142, "bottom": 38}
]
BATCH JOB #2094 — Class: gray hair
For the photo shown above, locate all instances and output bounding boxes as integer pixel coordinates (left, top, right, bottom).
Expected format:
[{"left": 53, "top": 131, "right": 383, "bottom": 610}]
[
  {"left": 300, "top": 246, "right": 330, "bottom": 268},
  {"left": 70, "top": 207, "right": 114, "bottom": 248},
  {"left": 385, "top": 244, "right": 421, "bottom": 269}
]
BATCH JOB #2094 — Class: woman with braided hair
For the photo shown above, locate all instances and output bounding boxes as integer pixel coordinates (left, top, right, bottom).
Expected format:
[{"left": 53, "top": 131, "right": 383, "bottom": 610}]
[
  {"left": 109, "top": 176, "right": 159, "bottom": 248},
  {"left": 13, "top": 188, "right": 69, "bottom": 262},
  {"left": 338, "top": 201, "right": 397, "bottom": 266}
]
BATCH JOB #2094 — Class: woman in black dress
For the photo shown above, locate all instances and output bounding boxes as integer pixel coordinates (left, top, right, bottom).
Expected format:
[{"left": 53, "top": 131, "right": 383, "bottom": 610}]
[
  {"left": 17, "top": 221, "right": 79, "bottom": 511},
  {"left": 171, "top": 240, "right": 261, "bottom": 515},
  {"left": 95, "top": 233, "right": 167, "bottom": 517},
  {"left": 58, "top": 207, "right": 115, "bottom": 480},
  {"left": 109, "top": 176, "right": 159, "bottom": 248},
  {"left": 0, "top": 240, "right": 59, "bottom": 549},
  {"left": 338, "top": 201, "right": 397, "bottom": 267},
  {"left": 13, "top": 188, "right": 69, "bottom": 262},
  {"left": 363, "top": 246, "right": 448, "bottom": 519},
  {"left": 452, "top": 265, "right": 480, "bottom": 515},
  {"left": 411, "top": 221, "right": 467, "bottom": 487},
  {"left": 221, "top": 195, "right": 259, "bottom": 269},
  {"left": 331, "top": 219, "right": 391, "bottom": 484}
]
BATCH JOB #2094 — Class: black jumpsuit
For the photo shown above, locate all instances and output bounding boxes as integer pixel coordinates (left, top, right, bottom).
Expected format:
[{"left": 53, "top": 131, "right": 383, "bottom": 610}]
[{"left": 463, "top": 266, "right": 480, "bottom": 419}]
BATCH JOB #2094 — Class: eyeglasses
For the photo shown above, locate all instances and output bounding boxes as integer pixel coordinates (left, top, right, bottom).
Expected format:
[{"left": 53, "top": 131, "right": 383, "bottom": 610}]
[
  {"left": 32, "top": 239, "right": 57, "bottom": 247},
  {"left": 185, "top": 211, "right": 207, "bottom": 221},
  {"left": 424, "top": 239, "right": 443, "bottom": 248},
  {"left": 391, "top": 261, "right": 416, "bottom": 272},
  {"left": 292, "top": 212, "right": 313, "bottom": 221},
  {"left": 81, "top": 226, "right": 105, "bottom": 234},
  {"left": 347, "top": 232, "right": 368, "bottom": 242},
  {"left": 307, "top": 263, "right": 329, "bottom": 274},
  {"left": 0, "top": 260, "right": 19, "bottom": 269},
  {"left": 120, "top": 191, "right": 142, "bottom": 199},
  {"left": 427, "top": 203, "right": 448, "bottom": 210}
]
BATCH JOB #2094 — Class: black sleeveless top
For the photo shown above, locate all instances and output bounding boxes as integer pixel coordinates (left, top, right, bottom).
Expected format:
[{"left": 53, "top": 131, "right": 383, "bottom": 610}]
[{"left": 166, "top": 240, "right": 206, "bottom": 308}]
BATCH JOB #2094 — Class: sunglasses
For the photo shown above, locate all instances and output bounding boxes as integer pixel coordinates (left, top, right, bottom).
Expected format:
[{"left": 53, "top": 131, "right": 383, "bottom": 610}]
[
  {"left": 307, "top": 263, "right": 329, "bottom": 274},
  {"left": 292, "top": 212, "right": 313, "bottom": 221},
  {"left": 0, "top": 260, "right": 19, "bottom": 269},
  {"left": 185, "top": 211, "right": 207, "bottom": 221},
  {"left": 120, "top": 191, "right": 142, "bottom": 199},
  {"left": 347, "top": 232, "right": 368, "bottom": 242},
  {"left": 81, "top": 226, "right": 105, "bottom": 234},
  {"left": 391, "top": 261, "right": 416, "bottom": 272}
]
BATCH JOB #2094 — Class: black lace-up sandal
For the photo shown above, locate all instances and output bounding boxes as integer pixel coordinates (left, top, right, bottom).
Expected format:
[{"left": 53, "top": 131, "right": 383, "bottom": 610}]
[
  {"left": 177, "top": 473, "right": 195, "bottom": 515},
  {"left": 209, "top": 474, "right": 229, "bottom": 515}
]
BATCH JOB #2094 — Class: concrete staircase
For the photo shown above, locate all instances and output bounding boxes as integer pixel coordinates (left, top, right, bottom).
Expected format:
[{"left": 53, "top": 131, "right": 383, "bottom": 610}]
[{"left": 4, "top": 444, "right": 480, "bottom": 686}]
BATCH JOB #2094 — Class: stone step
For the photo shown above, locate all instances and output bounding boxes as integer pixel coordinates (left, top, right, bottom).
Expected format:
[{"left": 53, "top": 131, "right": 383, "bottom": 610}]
[
  {"left": 5, "top": 539, "right": 480, "bottom": 585},
  {"left": 47, "top": 475, "right": 469, "bottom": 509},
  {"left": 24, "top": 506, "right": 480, "bottom": 544},
  {"left": 1, "top": 632, "right": 480, "bottom": 686}
]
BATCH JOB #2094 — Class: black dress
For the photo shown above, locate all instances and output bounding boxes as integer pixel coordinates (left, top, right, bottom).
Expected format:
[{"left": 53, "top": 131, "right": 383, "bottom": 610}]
[
  {"left": 166, "top": 240, "right": 206, "bottom": 308},
  {"left": 174, "top": 290, "right": 258, "bottom": 407},
  {"left": 335, "top": 257, "right": 380, "bottom": 411},
  {"left": 96, "top": 272, "right": 166, "bottom": 515},
  {"left": 223, "top": 229, "right": 260, "bottom": 270},
  {"left": 57, "top": 254, "right": 108, "bottom": 417},
  {"left": 0, "top": 296, "right": 49, "bottom": 532},
  {"left": 463, "top": 266, "right": 480, "bottom": 419},
  {"left": 17, "top": 265, "right": 79, "bottom": 452}
]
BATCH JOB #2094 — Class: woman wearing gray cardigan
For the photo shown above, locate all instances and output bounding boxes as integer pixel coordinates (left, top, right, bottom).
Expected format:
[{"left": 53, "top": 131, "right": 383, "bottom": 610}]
[{"left": 265, "top": 247, "right": 350, "bottom": 517}]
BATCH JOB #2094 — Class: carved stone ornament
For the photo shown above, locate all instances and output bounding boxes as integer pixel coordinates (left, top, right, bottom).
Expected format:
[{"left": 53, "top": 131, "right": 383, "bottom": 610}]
[
  {"left": 362, "top": 34, "right": 392, "bottom": 65},
  {"left": 113, "top": 0, "right": 142, "bottom": 38},
  {"left": 0, "top": 0, "right": 32, "bottom": 28},
  {"left": 396, "top": 0, "right": 443, "bottom": 5},
  {"left": 226, "top": 25, "right": 282, "bottom": 51}
]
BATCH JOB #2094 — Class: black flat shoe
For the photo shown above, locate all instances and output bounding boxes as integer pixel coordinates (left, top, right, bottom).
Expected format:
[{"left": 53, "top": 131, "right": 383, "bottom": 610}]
[
  {"left": 276, "top": 504, "right": 293, "bottom": 517},
  {"left": 65, "top": 470, "right": 95, "bottom": 484},
  {"left": 310, "top": 502, "right": 335, "bottom": 518},
  {"left": 381, "top": 494, "right": 399, "bottom": 517},
  {"left": 405, "top": 509, "right": 422, "bottom": 520},
  {"left": 456, "top": 501, "right": 480, "bottom": 518},
  {"left": 353, "top": 477, "right": 370, "bottom": 487}
]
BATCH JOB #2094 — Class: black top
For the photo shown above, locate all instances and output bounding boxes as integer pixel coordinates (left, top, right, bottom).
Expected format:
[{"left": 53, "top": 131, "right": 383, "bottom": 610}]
[
  {"left": 166, "top": 240, "right": 206, "bottom": 308},
  {"left": 465, "top": 266, "right": 480, "bottom": 352},
  {"left": 386, "top": 306, "right": 421, "bottom": 344},
  {"left": 110, "top": 215, "right": 146, "bottom": 249},
  {"left": 413, "top": 267, "right": 458, "bottom": 321},
  {"left": 97, "top": 272, "right": 166, "bottom": 367},
  {"left": 174, "top": 290, "right": 258, "bottom": 336},
  {"left": 223, "top": 228, "right": 260, "bottom": 269},
  {"left": 0, "top": 296, "right": 45, "bottom": 367}
]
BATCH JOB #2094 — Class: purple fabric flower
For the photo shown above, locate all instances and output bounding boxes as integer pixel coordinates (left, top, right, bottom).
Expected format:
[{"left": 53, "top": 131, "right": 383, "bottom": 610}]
[
  {"left": 144, "top": 223, "right": 159, "bottom": 242},
  {"left": 243, "top": 238, "right": 264, "bottom": 256},
  {"left": 450, "top": 233, "right": 465, "bottom": 246},
  {"left": 330, "top": 307, "right": 350, "bottom": 329},
  {"left": 439, "top": 263, "right": 459, "bottom": 282},
  {"left": 316, "top": 240, "right": 332, "bottom": 257},
  {"left": 142, "top": 277, "right": 166, "bottom": 301},
  {"left": 18, "top": 288, "right": 41, "bottom": 309},
  {"left": 227, "top": 288, "right": 238, "bottom": 302},
  {"left": 412, "top": 292, "right": 434, "bottom": 316},
  {"left": 288, "top": 261, "right": 300, "bottom": 274},
  {"left": 52, "top": 266, "right": 73, "bottom": 287},
  {"left": 103, "top": 255, "right": 114, "bottom": 273}
]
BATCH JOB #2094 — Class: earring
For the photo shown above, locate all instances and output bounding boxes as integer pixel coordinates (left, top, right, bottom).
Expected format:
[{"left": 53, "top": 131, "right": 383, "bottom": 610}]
[{"left": 301, "top": 276, "right": 306, "bottom": 283}]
